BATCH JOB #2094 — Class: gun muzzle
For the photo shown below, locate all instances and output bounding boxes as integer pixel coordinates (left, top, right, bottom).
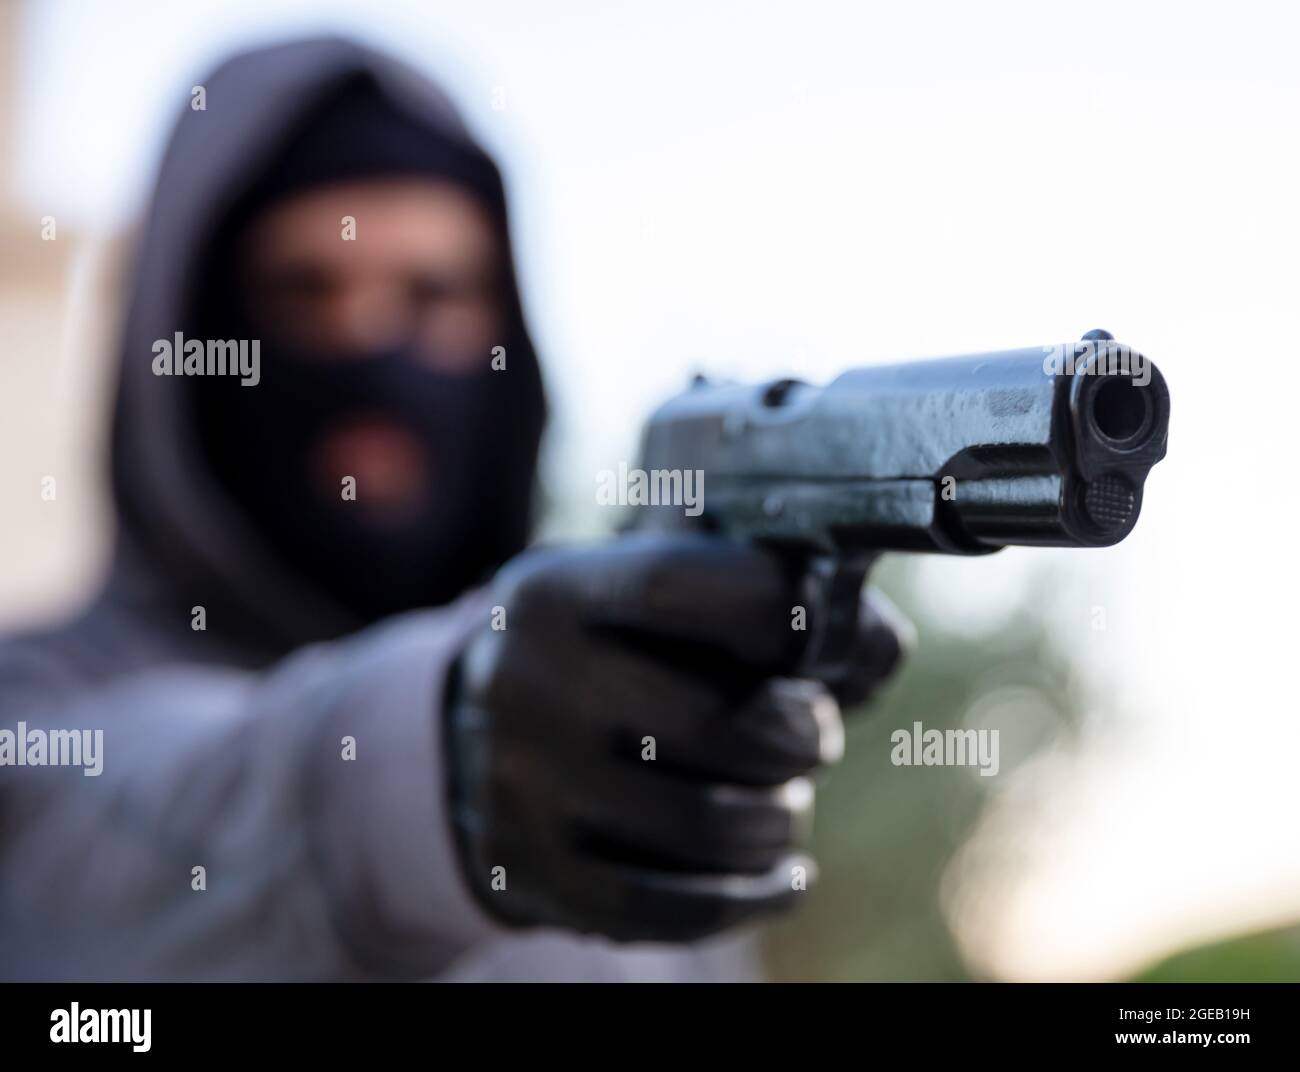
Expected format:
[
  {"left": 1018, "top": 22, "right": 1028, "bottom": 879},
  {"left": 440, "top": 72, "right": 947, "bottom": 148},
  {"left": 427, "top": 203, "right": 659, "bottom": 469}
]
[{"left": 945, "top": 331, "right": 1169, "bottom": 549}]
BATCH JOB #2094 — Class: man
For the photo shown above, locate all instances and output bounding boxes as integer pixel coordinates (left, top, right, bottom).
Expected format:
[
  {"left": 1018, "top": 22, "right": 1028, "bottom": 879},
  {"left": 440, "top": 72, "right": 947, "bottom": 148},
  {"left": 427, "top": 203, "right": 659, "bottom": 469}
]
[{"left": 0, "top": 37, "right": 905, "bottom": 981}]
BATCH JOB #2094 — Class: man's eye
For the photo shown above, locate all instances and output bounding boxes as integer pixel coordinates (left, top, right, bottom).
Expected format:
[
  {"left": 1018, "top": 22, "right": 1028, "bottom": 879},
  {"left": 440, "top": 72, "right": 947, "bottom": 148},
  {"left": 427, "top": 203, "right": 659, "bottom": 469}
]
[
  {"left": 408, "top": 277, "right": 453, "bottom": 305},
  {"left": 268, "top": 269, "right": 336, "bottom": 302}
]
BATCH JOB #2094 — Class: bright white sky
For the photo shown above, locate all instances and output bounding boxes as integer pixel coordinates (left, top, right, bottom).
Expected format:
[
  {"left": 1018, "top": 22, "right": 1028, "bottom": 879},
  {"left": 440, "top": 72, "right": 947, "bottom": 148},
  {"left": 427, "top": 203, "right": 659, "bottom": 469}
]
[{"left": 15, "top": 0, "right": 1300, "bottom": 979}]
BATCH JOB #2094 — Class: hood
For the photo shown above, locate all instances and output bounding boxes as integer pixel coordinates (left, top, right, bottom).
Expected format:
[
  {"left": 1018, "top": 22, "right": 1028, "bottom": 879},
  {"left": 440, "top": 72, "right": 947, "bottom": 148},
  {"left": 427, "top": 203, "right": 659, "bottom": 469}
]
[{"left": 105, "top": 36, "right": 547, "bottom": 663}]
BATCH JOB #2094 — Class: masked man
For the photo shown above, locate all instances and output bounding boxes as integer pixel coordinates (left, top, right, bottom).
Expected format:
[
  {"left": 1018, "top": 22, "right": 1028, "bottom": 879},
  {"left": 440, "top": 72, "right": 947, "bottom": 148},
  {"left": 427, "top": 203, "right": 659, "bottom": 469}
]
[{"left": 0, "top": 37, "right": 905, "bottom": 981}]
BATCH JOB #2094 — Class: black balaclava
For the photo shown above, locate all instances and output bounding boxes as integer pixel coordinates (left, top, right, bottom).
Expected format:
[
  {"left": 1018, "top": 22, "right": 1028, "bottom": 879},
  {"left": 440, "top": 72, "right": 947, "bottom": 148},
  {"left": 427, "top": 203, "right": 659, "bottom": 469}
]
[{"left": 189, "top": 74, "right": 544, "bottom": 622}]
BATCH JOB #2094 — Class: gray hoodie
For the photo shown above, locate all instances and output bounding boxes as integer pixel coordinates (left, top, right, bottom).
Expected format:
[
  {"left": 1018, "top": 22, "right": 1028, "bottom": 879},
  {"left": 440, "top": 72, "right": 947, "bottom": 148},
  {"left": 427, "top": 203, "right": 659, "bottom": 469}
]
[{"left": 0, "top": 36, "right": 754, "bottom": 982}]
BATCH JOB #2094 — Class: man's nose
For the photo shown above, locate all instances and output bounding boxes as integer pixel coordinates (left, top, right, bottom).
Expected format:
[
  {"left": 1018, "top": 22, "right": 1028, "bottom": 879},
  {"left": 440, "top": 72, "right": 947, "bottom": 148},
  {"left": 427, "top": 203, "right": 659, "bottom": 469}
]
[{"left": 330, "top": 285, "right": 409, "bottom": 354}]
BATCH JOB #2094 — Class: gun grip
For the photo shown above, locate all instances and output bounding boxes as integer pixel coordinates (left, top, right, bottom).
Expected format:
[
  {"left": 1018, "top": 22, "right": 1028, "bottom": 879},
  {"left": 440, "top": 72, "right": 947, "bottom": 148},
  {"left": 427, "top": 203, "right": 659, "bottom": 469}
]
[{"left": 795, "top": 551, "right": 876, "bottom": 693}]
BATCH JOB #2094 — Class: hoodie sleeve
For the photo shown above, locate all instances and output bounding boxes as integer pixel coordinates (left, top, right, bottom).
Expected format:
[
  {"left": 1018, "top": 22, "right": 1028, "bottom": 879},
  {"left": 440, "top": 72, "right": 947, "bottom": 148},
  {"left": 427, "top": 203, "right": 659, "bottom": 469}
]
[{"left": 0, "top": 594, "right": 504, "bottom": 981}]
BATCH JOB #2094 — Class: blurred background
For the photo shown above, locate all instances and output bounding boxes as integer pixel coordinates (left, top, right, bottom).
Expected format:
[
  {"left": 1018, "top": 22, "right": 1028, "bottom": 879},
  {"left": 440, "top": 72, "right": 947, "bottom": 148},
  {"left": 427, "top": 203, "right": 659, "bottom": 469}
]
[{"left": 2, "top": 0, "right": 1298, "bottom": 980}]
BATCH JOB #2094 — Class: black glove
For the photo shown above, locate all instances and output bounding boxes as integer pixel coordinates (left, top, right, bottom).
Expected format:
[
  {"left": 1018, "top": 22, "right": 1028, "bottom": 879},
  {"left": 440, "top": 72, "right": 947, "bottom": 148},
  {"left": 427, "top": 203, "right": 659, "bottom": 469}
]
[{"left": 444, "top": 532, "right": 907, "bottom": 942}]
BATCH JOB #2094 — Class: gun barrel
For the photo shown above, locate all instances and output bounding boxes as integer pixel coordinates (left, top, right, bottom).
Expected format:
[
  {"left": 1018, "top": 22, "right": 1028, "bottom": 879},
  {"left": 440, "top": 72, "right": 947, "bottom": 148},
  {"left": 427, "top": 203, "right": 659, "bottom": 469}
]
[{"left": 638, "top": 333, "right": 1170, "bottom": 554}]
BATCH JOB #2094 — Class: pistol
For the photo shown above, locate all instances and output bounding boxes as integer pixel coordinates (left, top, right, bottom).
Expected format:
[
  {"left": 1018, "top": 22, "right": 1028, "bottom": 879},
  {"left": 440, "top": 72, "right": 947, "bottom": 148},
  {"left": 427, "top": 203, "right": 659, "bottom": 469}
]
[{"left": 635, "top": 329, "right": 1170, "bottom": 690}]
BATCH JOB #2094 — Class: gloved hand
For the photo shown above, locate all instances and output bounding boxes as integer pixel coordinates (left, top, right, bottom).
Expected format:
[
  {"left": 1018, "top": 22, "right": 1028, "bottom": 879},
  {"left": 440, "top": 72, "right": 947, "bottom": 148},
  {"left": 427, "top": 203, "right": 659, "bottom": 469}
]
[{"left": 444, "top": 533, "right": 908, "bottom": 942}]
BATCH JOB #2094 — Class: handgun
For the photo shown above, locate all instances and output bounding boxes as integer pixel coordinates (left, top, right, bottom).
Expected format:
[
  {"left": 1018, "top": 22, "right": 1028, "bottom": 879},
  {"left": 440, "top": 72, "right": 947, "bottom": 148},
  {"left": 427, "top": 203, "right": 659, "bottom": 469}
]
[{"left": 635, "top": 329, "right": 1170, "bottom": 691}]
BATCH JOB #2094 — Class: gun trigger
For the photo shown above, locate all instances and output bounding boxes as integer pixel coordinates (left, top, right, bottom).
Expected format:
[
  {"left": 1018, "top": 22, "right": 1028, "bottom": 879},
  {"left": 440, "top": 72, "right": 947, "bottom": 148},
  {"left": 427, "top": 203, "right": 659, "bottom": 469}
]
[{"left": 796, "top": 552, "right": 875, "bottom": 690}]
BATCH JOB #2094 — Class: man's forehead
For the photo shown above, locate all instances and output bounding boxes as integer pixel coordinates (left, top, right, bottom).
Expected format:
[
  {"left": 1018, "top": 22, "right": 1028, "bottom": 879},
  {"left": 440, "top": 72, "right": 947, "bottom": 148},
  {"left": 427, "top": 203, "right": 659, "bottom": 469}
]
[{"left": 241, "top": 177, "right": 499, "bottom": 267}]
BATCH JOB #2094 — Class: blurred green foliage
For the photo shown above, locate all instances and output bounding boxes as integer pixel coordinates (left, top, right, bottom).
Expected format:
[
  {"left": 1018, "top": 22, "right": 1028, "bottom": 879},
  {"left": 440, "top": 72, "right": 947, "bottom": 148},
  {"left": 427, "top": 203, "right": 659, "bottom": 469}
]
[
  {"left": 1132, "top": 928, "right": 1300, "bottom": 983},
  {"left": 759, "top": 556, "right": 1300, "bottom": 982},
  {"left": 763, "top": 557, "right": 1086, "bottom": 982}
]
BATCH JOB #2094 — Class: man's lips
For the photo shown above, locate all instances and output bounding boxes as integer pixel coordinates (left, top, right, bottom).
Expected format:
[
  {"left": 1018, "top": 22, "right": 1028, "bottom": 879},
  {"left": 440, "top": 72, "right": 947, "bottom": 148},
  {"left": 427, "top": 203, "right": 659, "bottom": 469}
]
[{"left": 312, "top": 416, "right": 432, "bottom": 517}]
